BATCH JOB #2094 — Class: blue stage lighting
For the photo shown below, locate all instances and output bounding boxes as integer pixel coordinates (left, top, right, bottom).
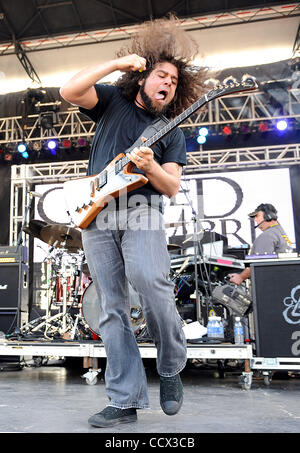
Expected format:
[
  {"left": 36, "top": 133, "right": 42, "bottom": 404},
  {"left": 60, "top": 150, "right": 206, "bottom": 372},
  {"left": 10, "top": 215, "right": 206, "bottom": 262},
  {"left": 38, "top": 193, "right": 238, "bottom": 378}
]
[
  {"left": 47, "top": 140, "right": 57, "bottom": 150},
  {"left": 276, "top": 119, "right": 288, "bottom": 131},
  {"left": 197, "top": 135, "right": 206, "bottom": 144},
  {"left": 199, "top": 127, "right": 209, "bottom": 136},
  {"left": 17, "top": 143, "right": 27, "bottom": 153}
]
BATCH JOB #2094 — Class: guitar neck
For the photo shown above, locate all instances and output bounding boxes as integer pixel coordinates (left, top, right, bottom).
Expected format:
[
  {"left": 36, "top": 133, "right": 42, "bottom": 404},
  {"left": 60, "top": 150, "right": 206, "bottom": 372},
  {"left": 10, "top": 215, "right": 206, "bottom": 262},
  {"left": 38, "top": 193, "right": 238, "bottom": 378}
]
[
  {"left": 120, "top": 94, "right": 208, "bottom": 168},
  {"left": 145, "top": 95, "right": 207, "bottom": 148},
  {"left": 115, "top": 78, "right": 257, "bottom": 170}
]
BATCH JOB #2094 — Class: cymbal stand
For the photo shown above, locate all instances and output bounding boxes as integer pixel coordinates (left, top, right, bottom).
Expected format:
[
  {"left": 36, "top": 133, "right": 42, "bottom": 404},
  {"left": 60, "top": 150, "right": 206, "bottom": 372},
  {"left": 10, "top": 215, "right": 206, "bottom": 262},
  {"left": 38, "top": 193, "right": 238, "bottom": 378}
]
[
  {"left": 180, "top": 183, "right": 203, "bottom": 322},
  {"left": 180, "top": 181, "right": 213, "bottom": 323},
  {"left": 191, "top": 215, "right": 202, "bottom": 321},
  {"left": 59, "top": 242, "right": 71, "bottom": 333}
]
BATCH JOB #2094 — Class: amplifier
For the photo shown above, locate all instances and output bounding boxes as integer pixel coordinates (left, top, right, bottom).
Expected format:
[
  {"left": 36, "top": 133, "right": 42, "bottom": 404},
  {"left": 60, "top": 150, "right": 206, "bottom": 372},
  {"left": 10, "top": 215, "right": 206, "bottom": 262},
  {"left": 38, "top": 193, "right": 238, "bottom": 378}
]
[
  {"left": 0, "top": 309, "right": 19, "bottom": 335},
  {"left": 251, "top": 259, "right": 300, "bottom": 358},
  {"left": 0, "top": 262, "right": 29, "bottom": 311},
  {"left": 0, "top": 246, "right": 27, "bottom": 263}
]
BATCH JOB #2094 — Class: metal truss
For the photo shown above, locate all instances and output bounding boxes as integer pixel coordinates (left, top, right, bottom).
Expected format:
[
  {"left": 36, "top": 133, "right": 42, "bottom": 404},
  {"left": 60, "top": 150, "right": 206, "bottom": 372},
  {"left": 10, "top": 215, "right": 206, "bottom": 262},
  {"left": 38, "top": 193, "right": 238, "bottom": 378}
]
[
  {"left": 9, "top": 140, "right": 300, "bottom": 246},
  {"left": 185, "top": 143, "right": 300, "bottom": 173},
  {"left": 1, "top": 88, "right": 300, "bottom": 147},
  {"left": 1, "top": 3, "right": 299, "bottom": 55}
]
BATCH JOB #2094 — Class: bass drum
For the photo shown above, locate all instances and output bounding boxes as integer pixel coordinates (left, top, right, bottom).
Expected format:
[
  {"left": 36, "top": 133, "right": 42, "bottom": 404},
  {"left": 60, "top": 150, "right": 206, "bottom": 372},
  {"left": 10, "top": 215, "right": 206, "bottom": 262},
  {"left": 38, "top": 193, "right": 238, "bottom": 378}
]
[{"left": 81, "top": 282, "right": 146, "bottom": 338}]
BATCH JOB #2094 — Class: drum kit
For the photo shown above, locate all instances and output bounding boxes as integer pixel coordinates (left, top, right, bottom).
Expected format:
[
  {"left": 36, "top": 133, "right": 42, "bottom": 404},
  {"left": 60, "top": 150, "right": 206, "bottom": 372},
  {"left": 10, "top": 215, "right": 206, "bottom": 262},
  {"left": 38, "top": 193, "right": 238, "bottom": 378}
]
[
  {"left": 20, "top": 219, "right": 247, "bottom": 343},
  {"left": 22, "top": 220, "right": 149, "bottom": 341}
]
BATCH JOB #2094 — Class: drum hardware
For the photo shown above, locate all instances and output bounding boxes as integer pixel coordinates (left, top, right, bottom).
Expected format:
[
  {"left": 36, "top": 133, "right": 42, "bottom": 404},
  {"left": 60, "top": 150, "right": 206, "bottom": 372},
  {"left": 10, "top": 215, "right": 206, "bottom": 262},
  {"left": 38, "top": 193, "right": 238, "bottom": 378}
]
[
  {"left": 18, "top": 311, "right": 76, "bottom": 340},
  {"left": 165, "top": 221, "right": 191, "bottom": 228},
  {"left": 175, "top": 186, "right": 217, "bottom": 323}
]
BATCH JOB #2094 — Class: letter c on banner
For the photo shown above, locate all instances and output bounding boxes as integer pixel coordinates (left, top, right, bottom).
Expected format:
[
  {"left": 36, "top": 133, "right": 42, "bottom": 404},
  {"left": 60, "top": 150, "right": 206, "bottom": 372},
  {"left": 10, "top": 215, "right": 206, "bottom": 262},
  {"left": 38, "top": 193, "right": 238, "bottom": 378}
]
[{"left": 37, "top": 187, "right": 69, "bottom": 225}]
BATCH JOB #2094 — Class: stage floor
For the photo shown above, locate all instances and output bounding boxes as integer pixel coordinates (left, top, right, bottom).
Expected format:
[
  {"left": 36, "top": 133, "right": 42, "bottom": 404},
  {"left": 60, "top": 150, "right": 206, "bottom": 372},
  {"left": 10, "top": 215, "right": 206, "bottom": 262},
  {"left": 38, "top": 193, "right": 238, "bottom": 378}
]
[{"left": 0, "top": 358, "right": 300, "bottom": 434}]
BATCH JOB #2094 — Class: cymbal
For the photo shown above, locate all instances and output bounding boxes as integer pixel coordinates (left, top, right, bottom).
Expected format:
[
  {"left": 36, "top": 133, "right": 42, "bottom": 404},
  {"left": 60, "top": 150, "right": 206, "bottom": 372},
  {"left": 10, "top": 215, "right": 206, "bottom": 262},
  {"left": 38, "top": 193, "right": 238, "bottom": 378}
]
[
  {"left": 40, "top": 224, "right": 82, "bottom": 252},
  {"left": 23, "top": 219, "right": 48, "bottom": 239}
]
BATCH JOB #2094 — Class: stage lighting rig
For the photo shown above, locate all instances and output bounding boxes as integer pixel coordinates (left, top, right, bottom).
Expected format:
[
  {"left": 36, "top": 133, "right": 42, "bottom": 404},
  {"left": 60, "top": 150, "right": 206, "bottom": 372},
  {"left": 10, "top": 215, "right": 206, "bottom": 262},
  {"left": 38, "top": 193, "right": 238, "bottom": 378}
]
[{"left": 36, "top": 101, "right": 61, "bottom": 131}]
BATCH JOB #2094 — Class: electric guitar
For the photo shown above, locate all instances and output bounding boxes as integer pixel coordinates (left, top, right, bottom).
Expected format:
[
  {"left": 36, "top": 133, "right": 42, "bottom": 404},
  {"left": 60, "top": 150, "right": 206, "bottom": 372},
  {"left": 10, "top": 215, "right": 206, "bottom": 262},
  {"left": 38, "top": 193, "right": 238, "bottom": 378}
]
[{"left": 63, "top": 77, "right": 257, "bottom": 229}]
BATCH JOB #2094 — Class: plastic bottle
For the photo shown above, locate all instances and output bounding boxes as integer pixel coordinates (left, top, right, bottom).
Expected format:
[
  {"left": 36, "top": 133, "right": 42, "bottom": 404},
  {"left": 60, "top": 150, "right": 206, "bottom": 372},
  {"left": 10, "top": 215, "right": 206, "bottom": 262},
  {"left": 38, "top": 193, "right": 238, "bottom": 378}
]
[
  {"left": 216, "top": 317, "right": 224, "bottom": 338},
  {"left": 206, "top": 316, "right": 217, "bottom": 338},
  {"left": 234, "top": 317, "right": 244, "bottom": 345}
]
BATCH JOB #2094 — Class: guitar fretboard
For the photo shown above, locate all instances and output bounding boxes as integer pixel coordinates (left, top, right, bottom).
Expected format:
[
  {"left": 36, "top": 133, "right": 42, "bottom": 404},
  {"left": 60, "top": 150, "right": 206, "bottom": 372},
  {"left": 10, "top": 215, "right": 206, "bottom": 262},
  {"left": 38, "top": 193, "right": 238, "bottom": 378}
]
[
  {"left": 115, "top": 94, "right": 208, "bottom": 172},
  {"left": 112, "top": 78, "right": 257, "bottom": 174}
]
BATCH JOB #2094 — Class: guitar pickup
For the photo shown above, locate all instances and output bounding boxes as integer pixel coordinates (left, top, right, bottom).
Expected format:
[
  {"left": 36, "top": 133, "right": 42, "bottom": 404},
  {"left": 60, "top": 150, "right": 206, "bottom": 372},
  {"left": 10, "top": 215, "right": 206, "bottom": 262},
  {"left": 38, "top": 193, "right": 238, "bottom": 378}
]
[
  {"left": 95, "top": 171, "right": 107, "bottom": 190},
  {"left": 94, "top": 176, "right": 100, "bottom": 191},
  {"left": 90, "top": 181, "right": 95, "bottom": 197},
  {"left": 115, "top": 158, "right": 124, "bottom": 174}
]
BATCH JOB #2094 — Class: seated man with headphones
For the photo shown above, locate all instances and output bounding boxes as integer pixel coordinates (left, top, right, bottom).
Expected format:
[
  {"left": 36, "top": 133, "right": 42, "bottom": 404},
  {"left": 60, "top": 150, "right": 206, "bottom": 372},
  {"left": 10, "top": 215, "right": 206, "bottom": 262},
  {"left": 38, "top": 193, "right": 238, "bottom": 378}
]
[{"left": 229, "top": 203, "right": 292, "bottom": 285}]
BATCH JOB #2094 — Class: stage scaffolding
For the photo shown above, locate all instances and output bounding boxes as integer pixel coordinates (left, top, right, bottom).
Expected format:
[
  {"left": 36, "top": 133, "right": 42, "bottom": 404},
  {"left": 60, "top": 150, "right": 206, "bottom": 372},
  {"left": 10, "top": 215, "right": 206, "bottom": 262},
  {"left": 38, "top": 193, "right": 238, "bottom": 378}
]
[
  {"left": 7, "top": 85, "right": 300, "bottom": 247},
  {"left": 1, "top": 87, "right": 300, "bottom": 146}
]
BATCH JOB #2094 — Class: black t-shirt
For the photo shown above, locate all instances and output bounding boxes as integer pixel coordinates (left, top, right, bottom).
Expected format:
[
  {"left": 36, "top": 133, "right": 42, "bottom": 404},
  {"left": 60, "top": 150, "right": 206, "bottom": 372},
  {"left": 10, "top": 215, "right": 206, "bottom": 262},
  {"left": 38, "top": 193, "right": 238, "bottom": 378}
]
[{"left": 79, "top": 84, "right": 186, "bottom": 210}]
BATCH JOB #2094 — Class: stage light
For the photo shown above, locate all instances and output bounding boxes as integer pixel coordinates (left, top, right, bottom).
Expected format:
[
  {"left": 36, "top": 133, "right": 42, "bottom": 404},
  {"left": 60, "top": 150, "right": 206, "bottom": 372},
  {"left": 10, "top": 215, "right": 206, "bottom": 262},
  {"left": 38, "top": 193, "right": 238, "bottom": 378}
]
[
  {"left": 46, "top": 140, "right": 58, "bottom": 155},
  {"left": 77, "top": 137, "right": 87, "bottom": 147},
  {"left": 199, "top": 127, "right": 209, "bottom": 137},
  {"left": 259, "top": 122, "right": 268, "bottom": 132},
  {"left": 276, "top": 119, "right": 288, "bottom": 131},
  {"left": 62, "top": 139, "right": 72, "bottom": 148},
  {"left": 240, "top": 124, "right": 250, "bottom": 134},
  {"left": 33, "top": 141, "right": 41, "bottom": 151},
  {"left": 223, "top": 125, "right": 232, "bottom": 135},
  {"left": 17, "top": 143, "right": 27, "bottom": 153},
  {"left": 47, "top": 140, "right": 57, "bottom": 150},
  {"left": 4, "top": 152, "right": 12, "bottom": 162},
  {"left": 197, "top": 135, "right": 206, "bottom": 144},
  {"left": 21, "top": 151, "right": 29, "bottom": 159}
]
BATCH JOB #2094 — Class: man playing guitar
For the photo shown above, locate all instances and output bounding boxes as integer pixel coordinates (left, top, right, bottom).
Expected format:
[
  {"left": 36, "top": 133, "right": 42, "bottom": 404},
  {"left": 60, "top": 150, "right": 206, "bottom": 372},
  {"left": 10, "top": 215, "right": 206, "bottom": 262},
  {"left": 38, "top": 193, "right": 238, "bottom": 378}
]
[{"left": 60, "top": 14, "right": 206, "bottom": 428}]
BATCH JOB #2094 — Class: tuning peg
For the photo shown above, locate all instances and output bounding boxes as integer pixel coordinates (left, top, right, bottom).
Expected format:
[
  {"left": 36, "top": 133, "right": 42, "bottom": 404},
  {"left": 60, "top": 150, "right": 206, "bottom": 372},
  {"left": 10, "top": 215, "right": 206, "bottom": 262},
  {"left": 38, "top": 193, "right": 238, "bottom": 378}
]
[
  {"left": 241, "top": 74, "right": 256, "bottom": 84},
  {"left": 223, "top": 76, "right": 237, "bottom": 86}
]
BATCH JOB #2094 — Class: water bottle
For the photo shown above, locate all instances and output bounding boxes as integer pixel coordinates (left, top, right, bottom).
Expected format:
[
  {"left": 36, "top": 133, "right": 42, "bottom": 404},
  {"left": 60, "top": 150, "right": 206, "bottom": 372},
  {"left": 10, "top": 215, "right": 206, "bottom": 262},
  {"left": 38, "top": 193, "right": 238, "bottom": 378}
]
[
  {"left": 216, "top": 317, "right": 224, "bottom": 339},
  {"left": 234, "top": 317, "right": 244, "bottom": 345},
  {"left": 206, "top": 316, "right": 217, "bottom": 338}
]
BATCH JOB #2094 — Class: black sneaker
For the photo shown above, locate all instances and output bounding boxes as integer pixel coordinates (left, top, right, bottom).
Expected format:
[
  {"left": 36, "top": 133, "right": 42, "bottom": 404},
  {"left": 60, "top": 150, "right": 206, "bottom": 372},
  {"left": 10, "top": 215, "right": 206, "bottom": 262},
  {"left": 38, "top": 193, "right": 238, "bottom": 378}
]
[
  {"left": 88, "top": 406, "right": 137, "bottom": 428},
  {"left": 160, "top": 374, "right": 183, "bottom": 416}
]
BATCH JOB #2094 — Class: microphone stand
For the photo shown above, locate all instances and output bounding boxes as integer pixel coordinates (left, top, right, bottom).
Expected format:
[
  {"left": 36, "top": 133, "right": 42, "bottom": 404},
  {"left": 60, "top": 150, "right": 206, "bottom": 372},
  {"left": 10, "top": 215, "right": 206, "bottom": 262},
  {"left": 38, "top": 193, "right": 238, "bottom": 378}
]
[{"left": 180, "top": 184, "right": 205, "bottom": 322}]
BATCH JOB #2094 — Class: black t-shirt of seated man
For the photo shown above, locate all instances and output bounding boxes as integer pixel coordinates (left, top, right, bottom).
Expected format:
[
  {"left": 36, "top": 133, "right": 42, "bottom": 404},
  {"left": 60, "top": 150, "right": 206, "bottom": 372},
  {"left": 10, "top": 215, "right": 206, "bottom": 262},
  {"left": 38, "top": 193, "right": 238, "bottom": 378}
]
[{"left": 79, "top": 84, "right": 187, "bottom": 211}]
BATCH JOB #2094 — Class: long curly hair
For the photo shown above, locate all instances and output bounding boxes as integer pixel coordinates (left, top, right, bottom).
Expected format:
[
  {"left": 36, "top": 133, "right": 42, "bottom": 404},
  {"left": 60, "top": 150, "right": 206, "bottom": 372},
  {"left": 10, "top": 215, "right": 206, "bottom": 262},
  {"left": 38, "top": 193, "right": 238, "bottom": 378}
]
[{"left": 115, "top": 15, "right": 207, "bottom": 119}]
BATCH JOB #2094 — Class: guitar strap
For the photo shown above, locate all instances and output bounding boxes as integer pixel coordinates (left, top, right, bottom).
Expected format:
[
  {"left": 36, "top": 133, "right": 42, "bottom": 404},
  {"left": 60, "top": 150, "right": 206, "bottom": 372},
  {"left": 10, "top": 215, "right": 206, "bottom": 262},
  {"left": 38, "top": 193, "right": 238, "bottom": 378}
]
[
  {"left": 125, "top": 115, "right": 170, "bottom": 155},
  {"left": 125, "top": 115, "right": 170, "bottom": 176}
]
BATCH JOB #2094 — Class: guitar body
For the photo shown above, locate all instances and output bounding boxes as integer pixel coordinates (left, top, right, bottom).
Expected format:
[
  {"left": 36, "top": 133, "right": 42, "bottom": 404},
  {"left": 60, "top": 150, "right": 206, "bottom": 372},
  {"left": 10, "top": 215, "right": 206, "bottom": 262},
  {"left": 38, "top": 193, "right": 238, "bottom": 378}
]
[{"left": 63, "top": 153, "right": 148, "bottom": 229}]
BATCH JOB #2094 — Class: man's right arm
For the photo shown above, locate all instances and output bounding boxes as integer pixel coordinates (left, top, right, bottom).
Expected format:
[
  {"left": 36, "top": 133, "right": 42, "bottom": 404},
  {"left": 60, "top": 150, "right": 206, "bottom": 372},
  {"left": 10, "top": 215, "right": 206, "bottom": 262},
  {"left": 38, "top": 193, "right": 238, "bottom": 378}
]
[{"left": 60, "top": 55, "right": 147, "bottom": 109}]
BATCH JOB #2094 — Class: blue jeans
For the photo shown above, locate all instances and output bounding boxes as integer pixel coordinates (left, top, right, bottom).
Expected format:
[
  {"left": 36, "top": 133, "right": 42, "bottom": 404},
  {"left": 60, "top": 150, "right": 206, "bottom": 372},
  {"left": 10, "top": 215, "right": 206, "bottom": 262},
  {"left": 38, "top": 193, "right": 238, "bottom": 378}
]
[{"left": 82, "top": 204, "right": 187, "bottom": 409}]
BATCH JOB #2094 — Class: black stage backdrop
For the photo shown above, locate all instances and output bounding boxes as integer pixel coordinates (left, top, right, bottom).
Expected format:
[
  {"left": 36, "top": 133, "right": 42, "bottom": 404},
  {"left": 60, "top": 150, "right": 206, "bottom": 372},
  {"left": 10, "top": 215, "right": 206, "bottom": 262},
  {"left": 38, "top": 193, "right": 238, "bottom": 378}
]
[
  {"left": 0, "top": 165, "right": 11, "bottom": 245},
  {"left": 290, "top": 166, "right": 300, "bottom": 252}
]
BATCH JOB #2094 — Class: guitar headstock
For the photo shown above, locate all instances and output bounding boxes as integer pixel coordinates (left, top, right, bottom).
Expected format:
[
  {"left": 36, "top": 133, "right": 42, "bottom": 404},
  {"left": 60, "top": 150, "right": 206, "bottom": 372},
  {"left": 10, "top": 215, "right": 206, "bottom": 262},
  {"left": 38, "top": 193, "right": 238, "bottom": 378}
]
[{"left": 207, "top": 76, "right": 258, "bottom": 101}]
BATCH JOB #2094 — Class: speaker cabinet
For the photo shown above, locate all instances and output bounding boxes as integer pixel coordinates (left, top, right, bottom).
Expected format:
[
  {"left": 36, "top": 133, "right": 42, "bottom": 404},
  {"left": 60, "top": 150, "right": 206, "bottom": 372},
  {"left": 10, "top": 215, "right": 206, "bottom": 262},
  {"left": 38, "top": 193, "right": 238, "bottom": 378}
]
[
  {"left": 251, "top": 259, "right": 300, "bottom": 358},
  {"left": 0, "top": 263, "right": 28, "bottom": 311}
]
